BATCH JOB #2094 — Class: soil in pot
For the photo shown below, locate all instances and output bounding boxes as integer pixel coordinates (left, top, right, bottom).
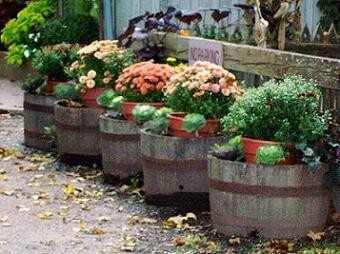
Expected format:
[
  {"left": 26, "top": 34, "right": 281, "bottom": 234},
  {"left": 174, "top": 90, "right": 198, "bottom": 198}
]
[
  {"left": 242, "top": 137, "right": 296, "bottom": 165},
  {"left": 80, "top": 88, "right": 106, "bottom": 109},
  {"left": 121, "top": 101, "right": 164, "bottom": 121},
  {"left": 169, "top": 113, "right": 220, "bottom": 138}
]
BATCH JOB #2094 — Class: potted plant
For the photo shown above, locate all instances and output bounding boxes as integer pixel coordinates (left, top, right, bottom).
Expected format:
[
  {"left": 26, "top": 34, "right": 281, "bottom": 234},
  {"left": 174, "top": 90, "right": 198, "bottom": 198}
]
[
  {"left": 32, "top": 43, "right": 79, "bottom": 93},
  {"left": 113, "top": 61, "right": 175, "bottom": 120},
  {"left": 68, "top": 40, "right": 135, "bottom": 108},
  {"left": 207, "top": 75, "right": 333, "bottom": 238},
  {"left": 165, "top": 61, "right": 244, "bottom": 138},
  {"left": 95, "top": 61, "right": 174, "bottom": 183},
  {"left": 222, "top": 75, "right": 329, "bottom": 164}
]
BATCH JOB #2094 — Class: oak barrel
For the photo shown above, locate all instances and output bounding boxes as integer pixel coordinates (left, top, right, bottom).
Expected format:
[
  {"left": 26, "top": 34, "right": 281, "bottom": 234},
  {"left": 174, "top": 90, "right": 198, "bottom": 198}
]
[
  {"left": 99, "top": 115, "right": 141, "bottom": 183},
  {"left": 208, "top": 157, "right": 330, "bottom": 238},
  {"left": 141, "top": 130, "right": 227, "bottom": 208},
  {"left": 23, "top": 93, "right": 57, "bottom": 151},
  {"left": 54, "top": 102, "right": 105, "bottom": 165}
]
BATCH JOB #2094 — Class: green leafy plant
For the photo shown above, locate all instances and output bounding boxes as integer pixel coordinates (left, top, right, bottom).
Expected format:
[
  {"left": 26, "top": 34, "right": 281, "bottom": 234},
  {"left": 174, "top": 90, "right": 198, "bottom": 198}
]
[
  {"left": 132, "top": 105, "right": 157, "bottom": 124},
  {"left": 32, "top": 43, "right": 79, "bottom": 81},
  {"left": 1, "top": 0, "right": 56, "bottom": 65},
  {"left": 222, "top": 75, "right": 328, "bottom": 144},
  {"left": 96, "top": 89, "right": 124, "bottom": 111},
  {"left": 183, "top": 113, "right": 206, "bottom": 133},
  {"left": 43, "top": 124, "right": 57, "bottom": 153},
  {"left": 255, "top": 145, "right": 286, "bottom": 165},
  {"left": 211, "top": 135, "right": 243, "bottom": 161},
  {"left": 54, "top": 84, "right": 79, "bottom": 101},
  {"left": 132, "top": 106, "right": 172, "bottom": 134},
  {"left": 38, "top": 15, "right": 99, "bottom": 46},
  {"left": 21, "top": 75, "right": 45, "bottom": 94}
]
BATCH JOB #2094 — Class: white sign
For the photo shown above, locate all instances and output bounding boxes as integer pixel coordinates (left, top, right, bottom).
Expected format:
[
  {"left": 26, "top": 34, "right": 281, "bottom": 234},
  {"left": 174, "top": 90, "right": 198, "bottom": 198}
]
[{"left": 188, "top": 39, "right": 223, "bottom": 66}]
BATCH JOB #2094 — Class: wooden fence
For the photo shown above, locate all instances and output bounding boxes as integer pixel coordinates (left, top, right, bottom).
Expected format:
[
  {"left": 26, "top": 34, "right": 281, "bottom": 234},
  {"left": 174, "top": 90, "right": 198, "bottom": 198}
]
[{"left": 160, "top": 34, "right": 340, "bottom": 124}]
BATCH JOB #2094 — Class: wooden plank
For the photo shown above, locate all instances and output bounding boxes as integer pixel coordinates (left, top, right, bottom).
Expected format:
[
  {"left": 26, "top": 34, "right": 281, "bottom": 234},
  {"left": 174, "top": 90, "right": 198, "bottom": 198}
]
[{"left": 162, "top": 34, "right": 340, "bottom": 90}]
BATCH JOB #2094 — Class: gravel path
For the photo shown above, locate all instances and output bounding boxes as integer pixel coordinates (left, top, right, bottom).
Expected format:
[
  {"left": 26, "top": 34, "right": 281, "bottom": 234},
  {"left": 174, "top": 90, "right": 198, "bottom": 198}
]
[{"left": 0, "top": 113, "right": 339, "bottom": 254}]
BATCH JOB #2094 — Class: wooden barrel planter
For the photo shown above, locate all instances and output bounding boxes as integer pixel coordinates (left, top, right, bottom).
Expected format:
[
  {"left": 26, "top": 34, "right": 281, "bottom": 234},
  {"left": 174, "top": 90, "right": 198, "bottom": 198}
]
[
  {"left": 99, "top": 115, "right": 141, "bottom": 184},
  {"left": 23, "top": 93, "right": 57, "bottom": 151},
  {"left": 141, "top": 130, "right": 227, "bottom": 209},
  {"left": 54, "top": 102, "right": 105, "bottom": 166},
  {"left": 208, "top": 157, "right": 330, "bottom": 239}
]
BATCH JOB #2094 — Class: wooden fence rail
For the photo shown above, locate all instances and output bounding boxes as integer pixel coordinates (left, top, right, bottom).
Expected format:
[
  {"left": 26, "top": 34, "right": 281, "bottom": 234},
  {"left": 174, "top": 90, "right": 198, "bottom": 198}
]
[{"left": 161, "top": 34, "right": 340, "bottom": 124}]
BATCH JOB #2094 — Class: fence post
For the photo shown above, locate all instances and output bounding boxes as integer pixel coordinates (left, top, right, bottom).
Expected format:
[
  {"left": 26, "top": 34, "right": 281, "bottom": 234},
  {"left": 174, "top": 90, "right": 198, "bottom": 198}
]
[{"left": 103, "top": 0, "right": 114, "bottom": 39}]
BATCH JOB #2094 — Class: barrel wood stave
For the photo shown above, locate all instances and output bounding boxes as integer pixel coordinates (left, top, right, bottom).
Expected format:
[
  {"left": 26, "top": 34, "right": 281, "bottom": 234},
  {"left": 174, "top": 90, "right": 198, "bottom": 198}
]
[
  {"left": 99, "top": 115, "right": 141, "bottom": 183},
  {"left": 23, "top": 93, "right": 57, "bottom": 151},
  {"left": 208, "top": 157, "right": 330, "bottom": 238}
]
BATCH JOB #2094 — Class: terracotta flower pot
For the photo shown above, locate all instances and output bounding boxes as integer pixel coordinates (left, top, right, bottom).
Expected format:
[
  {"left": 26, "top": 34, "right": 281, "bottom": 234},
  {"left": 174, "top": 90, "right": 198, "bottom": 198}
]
[
  {"left": 121, "top": 101, "right": 164, "bottom": 121},
  {"left": 169, "top": 113, "right": 220, "bottom": 138},
  {"left": 242, "top": 137, "right": 296, "bottom": 165},
  {"left": 80, "top": 88, "right": 106, "bottom": 109}
]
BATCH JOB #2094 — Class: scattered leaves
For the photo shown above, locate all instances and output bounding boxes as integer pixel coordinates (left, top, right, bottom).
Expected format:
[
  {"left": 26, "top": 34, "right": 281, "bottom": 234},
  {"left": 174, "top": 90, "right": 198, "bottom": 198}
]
[
  {"left": 307, "top": 231, "right": 326, "bottom": 242},
  {"left": 121, "top": 235, "right": 139, "bottom": 252},
  {"left": 127, "top": 215, "right": 157, "bottom": 225},
  {"left": 163, "top": 213, "right": 197, "bottom": 229},
  {"left": 36, "top": 211, "right": 53, "bottom": 220}
]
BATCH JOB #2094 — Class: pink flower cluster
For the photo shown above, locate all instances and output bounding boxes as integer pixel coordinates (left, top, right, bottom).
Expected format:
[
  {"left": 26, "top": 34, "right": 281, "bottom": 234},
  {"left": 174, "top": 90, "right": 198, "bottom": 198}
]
[{"left": 165, "top": 61, "right": 244, "bottom": 98}]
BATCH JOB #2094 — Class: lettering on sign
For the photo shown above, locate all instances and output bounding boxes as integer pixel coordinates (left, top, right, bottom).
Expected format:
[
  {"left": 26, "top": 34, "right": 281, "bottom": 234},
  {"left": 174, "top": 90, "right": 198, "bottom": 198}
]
[{"left": 189, "top": 39, "right": 223, "bottom": 66}]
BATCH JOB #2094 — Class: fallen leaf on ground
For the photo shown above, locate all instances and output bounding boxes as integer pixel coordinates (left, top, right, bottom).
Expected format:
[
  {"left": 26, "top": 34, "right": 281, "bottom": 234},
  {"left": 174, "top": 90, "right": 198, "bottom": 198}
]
[
  {"left": 121, "top": 235, "right": 139, "bottom": 252},
  {"left": 0, "top": 216, "right": 11, "bottom": 226},
  {"left": 163, "top": 212, "right": 197, "bottom": 229},
  {"left": 174, "top": 236, "right": 186, "bottom": 246},
  {"left": 307, "top": 231, "right": 325, "bottom": 242},
  {"left": 127, "top": 215, "right": 157, "bottom": 225},
  {"left": 228, "top": 237, "right": 241, "bottom": 245},
  {"left": 73, "top": 222, "right": 106, "bottom": 235},
  {"left": 36, "top": 211, "right": 53, "bottom": 220},
  {"left": 0, "top": 189, "right": 14, "bottom": 196},
  {"left": 17, "top": 205, "right": 30, "bottom": 212}
]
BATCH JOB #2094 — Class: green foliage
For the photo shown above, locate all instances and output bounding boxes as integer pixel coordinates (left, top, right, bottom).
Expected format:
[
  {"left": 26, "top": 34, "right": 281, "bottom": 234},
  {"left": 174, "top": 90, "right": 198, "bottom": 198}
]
[
  {"left": 32, "top": 44, "right": 79, "bottom": 81},
  {"left": 154, "top": 107, "right": 173, "bottom": 119},
  {"left": 21, "top": 75, "right": 45, "bottom": 94},
  {"left": 43, "top": 124, "right": 57, "bottom": 152},
  {"left": 1, "top": 0, "right": 56, "bottom": 65},
  {"left": 145, "top": 117, "right": 169, "bottom": 135},
  {"left": 54, "top": 84, "right": 79, "bottom": 100},
  {"left": 167, "top": 85, "right": 234, "bottom": 119},
  {"left": 255, "top": 145, "right": 286, "bottom": 165},
  {"left": 317, "top": 0, "right": 340, "bottom": 31},
  {"left": 183, "top": 113, "right": 206, "bottom": 133},
  {"left": 211, "top": 135, "right": 243, "bottom": 161},
  {"left": 132, "top": 105, "right": 157, "bottom": 124},
  {"left": 97, "top": 89, "right": 121, "bottom": 109},
  {"left": 39, "top": 15, "right": 99, "bottom": 46},
  {"left": 222, "top": 75, "right": 328, "bottom": 144}
]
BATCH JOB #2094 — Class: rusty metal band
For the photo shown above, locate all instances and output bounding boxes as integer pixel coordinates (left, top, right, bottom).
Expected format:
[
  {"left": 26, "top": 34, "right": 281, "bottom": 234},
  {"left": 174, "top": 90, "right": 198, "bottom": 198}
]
[
  {"left": 209, "top": 179, "right": 328, "bottom": 198},
  {"left": 100, "top": 132, "right": 140, "bottom": 142},
  {"left": 142, "top": 155, "right": 207, "bottom": 171},
  {"left": 211, "top": 213, "right": 324, "bottom": 229},
  {"left": 55, "top": 121, "right": 98, "bottom": 133},
  {"left": 24, "top": 102, "right": 54, "bottom": 114},
  {"left": 24, "top": 129, "right": 45, "bottom": 139}
]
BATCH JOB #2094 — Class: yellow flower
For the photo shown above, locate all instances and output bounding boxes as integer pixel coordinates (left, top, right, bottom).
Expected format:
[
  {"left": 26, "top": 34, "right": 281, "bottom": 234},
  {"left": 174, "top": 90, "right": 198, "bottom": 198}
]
[
  {"left": 87, "top": 70, "right": 97, "bottom": 79},
  {"left": 79, "top": 76, "right": 87, "bottom": 84},
  {"left": 86, "top": 79, "right": 96, "bottom": 89}
]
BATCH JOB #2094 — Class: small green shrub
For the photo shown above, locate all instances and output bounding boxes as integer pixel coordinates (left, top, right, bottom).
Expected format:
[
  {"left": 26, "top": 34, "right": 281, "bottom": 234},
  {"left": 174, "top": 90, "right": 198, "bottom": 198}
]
[
  {"left": 54, "top": 84, "right": 79, "bottom": 100},
  {"left": 132, "top": 105, "right": 157, "bottom": 124},
  {"left": 21, "top": 75, "right": 45, "bottom": 94},
  {"left": 183, "top": 113, "right": 206, "bottom": 132},
  {"left": 255, "top": 145, "right": 286, "bottom": 165}
]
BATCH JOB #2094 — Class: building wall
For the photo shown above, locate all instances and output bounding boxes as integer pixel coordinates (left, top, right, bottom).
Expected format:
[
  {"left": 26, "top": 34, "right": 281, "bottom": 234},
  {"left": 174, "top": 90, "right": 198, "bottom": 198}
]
[{"left": 112, "top": 0, "right": 321, "bottom": 37}]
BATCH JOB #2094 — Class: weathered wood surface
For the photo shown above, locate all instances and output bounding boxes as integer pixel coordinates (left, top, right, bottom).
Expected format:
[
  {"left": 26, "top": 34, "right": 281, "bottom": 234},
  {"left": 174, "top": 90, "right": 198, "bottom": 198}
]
[
  {"left": 162, "top": 34, "right": 340, "bottom": 122},
  {"left": 99, "top": 115, "right": 141, "bottom": 183},
  {"left": 141, "top": 130, "right": 227, "bottom": 207},
  {"left": 23, "top": 93, "right": 57, "bottom": 151},
  {"left": 208, "top": 157, "right": 330, "bottom": 238},
  {"left": 55, "top": 102, "right": 105, "bottom": 157}
]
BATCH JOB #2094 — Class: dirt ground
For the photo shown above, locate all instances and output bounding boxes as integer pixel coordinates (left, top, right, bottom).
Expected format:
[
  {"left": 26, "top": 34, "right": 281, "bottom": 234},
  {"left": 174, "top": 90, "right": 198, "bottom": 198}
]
[{"left": 0, "top": 113, "right": 339, "bottom": 254}]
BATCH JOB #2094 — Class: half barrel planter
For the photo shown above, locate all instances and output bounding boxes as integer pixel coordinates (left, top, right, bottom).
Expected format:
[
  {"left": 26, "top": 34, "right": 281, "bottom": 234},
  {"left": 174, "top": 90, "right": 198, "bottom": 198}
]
[
  {"left": 99, "top": 115, "right": 141, "bottom": 184},
  {"left": 54, "top": 102, "right": 105, "bottom": 166},
  {"left": 24, "top": 93, "right": 57, "bottom": 151},
  {"left": 208, "top": 157, "right": 330, "bottom": 239},
  {"left": 141, "top": 130, "right": 227, "bottom": 209}
]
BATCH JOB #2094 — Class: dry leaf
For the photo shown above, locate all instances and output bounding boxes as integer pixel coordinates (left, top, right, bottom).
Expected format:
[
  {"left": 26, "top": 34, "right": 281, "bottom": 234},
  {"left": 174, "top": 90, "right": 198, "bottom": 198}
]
[
  {"left": 228, "top": 237, "right": 241, "bottom": 245},
  {"left": 163, "top": 213, "right": 197, "bottom": 229},
  {"left": 121, "top": 235, "right": 139, "bottom": 252},
  {"left": 174, "top": 236, "right": 186, "bottom": 246},
  {"left": 307, "top": 231, "right": 325, "bottom": 242},
  {"left": 17, "top": 205, "right": 30, "bottom": 212},
  {"left": 36, "top": 211, "right": 53, "bottom": 220},
  {"left": 64, "top": 184, "right": 75, "bottom": 195},
  {"left": 128, "top": 215, "right": 157, "bottom": 225}
]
